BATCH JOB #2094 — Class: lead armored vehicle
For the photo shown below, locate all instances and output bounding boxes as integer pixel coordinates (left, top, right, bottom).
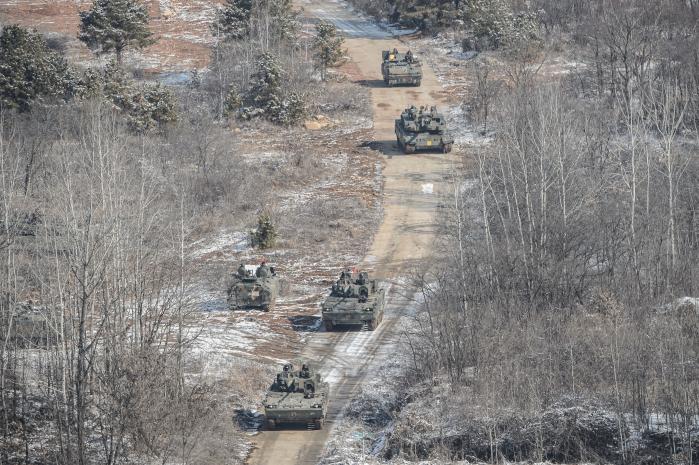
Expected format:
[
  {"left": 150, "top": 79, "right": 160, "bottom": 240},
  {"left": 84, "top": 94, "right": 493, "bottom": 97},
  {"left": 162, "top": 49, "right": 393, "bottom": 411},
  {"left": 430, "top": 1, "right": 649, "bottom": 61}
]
[
  {"left": 395, "top": 105, "right": 454, "bottom": 154},
  {"left": 321, "top": 268, "right": 385, "bottom": 330},
  {"left": 263, "top": 362, "right": 329, "bottom": 429},
  {"left": 227, "top": 262, "right": 279, "bottom": 311},
  {"left": 382, "top": 48, "right": 422, "bottom": 86}
]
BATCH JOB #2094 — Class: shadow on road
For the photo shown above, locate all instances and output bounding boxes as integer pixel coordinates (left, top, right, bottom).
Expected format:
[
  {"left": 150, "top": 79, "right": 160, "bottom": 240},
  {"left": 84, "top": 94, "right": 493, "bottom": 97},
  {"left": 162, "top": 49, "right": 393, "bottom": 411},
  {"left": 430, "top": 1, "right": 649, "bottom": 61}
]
[
  {"left": 359, "top": 140, "right": 403, "bottom": 157},
  {"left": 324, "top": 323, "right": 370, "bottom": 332},
  {"left": 266, "top": 422, "right": 324, "bottom": 431},
  {"left": 356, "top": 79, "right": 422, "bottom": 89},
  {"left": 235, "top": 409, "right": 265, "bottom": 433},
  {"left": 357, "top": 79, "right": 386, "bottom": 88},
  {"left": 360, "top": 140, "right": 454, "bottom": 158},
  {"left": 287, "top": 315, "right": 321, "bottom": 332}
]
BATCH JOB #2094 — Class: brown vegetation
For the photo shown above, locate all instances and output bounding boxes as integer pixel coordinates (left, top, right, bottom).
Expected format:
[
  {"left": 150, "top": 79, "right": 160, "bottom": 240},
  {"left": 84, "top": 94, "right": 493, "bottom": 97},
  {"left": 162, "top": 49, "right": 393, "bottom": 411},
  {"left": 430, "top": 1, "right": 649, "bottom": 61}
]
[{"left": 0, "top": 1, "right": 379, "bottom": 462}]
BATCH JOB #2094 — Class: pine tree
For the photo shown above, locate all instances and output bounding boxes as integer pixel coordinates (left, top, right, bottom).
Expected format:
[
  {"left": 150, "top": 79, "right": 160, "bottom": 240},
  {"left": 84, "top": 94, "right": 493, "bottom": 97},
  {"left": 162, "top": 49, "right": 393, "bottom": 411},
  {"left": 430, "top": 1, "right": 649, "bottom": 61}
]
[
  {"left": 251, "top": 213, "right": 277, "bottom": 249},
  {"left": 79, "top": 0, "right": 155, "bottom": 66},
  {"left": 222, "top": 84, "right": 242, "bottom": 118},
  {"left": 78, "top": 61, "right": 177, "bottom": 133},
  {"left": 0, "top": 25, "right": 76, "bottom": 111},
  {"left": 267, "top": 0, "right": 299, "bottom": 43},
  {"left": 126, "top": 83, "right": 178, "bottom": 133},
  {"left": 379, "top": 0, "right": 459, "bottom": 30},
  {"left": 101, "top": 60, "right": 133, "bottom": 108},
  {"left": 242, "top": 51, "right": 304, "bottom": 125},
  {"left": 467, "top": 0, "right": 511, "bottom": 47},
  {"left": 273, "top": 92, "right": 304, "bottom": 126},
  {"left": 312, "top": 21, "right": 345, "bottom": 81},
  {"left": 212, "top": 0, "right": 253, "bottom": 40},
  {"left": 248, "top": 51, "right": 283, "bottom": 113},
  {"left": 464, "top": 0, "right": 537, "bottom": 48}
]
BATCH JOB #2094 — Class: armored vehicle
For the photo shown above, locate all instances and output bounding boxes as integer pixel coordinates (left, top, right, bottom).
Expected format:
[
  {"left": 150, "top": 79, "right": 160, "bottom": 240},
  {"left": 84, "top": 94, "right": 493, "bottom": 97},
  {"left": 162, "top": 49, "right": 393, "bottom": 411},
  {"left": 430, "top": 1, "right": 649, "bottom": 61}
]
[
  {"left": 395, "top": 105, "right": 454, "bottom": 154},
  {"left": 227, "top": 262, "right": 279, "bottom": 311},
  {"left": 263, "top": 362, "right": 329, "bottom": 429},
  {"left": 7, "top": 304, "right": 64, "bottom": 347},
  {"left": 382, "top": 48, "right": 422, "bottom": 86},
  {"left": 321, "top": 268, "right": 385, "bottom": 331}
]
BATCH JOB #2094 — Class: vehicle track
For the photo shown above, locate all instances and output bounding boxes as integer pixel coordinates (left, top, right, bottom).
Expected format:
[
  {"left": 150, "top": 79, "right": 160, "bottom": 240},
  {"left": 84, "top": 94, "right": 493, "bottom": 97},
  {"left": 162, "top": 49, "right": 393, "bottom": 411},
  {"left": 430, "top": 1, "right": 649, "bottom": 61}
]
[{"left": 247, "top": 2, "right": 455, "bottom": 464}]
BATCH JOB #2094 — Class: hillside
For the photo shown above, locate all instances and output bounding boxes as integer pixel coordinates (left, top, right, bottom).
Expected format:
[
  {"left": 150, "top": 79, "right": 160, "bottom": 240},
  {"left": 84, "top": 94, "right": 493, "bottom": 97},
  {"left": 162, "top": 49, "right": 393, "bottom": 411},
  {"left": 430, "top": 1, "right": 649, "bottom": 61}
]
[{"left": 0, "top": 1, "right": 697, "bottom": 465}]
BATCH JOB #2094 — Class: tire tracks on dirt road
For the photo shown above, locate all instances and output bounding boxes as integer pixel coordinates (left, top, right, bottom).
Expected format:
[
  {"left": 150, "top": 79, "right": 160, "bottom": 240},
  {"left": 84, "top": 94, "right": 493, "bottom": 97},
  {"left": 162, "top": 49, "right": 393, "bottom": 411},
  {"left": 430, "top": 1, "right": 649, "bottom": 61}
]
[{"left": 246, "top": 2, "right": 455, "bottom": 464}]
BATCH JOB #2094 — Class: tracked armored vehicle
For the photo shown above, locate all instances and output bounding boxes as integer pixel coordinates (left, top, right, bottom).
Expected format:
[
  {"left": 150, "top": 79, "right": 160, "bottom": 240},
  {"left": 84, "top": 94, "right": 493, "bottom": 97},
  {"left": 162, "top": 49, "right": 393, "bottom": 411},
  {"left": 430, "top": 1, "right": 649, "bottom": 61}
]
[
  {"left": 12, "top": 310, "right": 50, "bottom": 347},
  {"left": 382, "top": 48, "right": 422, "bottom": 86},
  {"left": 8, "top": 304, "right": 69, "bottom": 347},
  {"left": 321, "top": 268, "right": 385, "bottom": 331},
  {"left": 227, "top": 262, "right": 279, "bottom": 311},
  {"left": 263, "top": 362, "right": 329, "bottom": 429},
  {"left": 395, "top": 105, "right": 454, "bottom": 154}
]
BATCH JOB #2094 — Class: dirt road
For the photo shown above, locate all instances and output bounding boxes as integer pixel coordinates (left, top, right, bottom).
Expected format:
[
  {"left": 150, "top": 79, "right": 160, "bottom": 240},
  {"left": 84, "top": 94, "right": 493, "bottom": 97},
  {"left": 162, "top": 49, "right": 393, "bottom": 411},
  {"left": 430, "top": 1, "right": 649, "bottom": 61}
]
[{"left": 247, "top": 2, "right": 455, "bottom": 464}]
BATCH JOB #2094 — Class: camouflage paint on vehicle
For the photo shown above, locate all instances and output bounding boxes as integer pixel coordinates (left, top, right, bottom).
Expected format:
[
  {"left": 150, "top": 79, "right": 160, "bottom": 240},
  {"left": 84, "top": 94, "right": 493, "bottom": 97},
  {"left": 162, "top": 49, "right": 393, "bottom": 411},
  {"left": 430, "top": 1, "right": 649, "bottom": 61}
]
[
  {"left": 321, "top": 268, "right": 385, "bottom": 331},
  {"left": 263, "top": 362, "right": 329, "bottom": 429},
  {"left": 227, "top": 262, "right": 279, "bottom": 311},
  {"left": 395, "top": 105, "right": 454, "bottom": 154},
  {"left": 382, "top": 48, "right": 422, "bottom": 86}
]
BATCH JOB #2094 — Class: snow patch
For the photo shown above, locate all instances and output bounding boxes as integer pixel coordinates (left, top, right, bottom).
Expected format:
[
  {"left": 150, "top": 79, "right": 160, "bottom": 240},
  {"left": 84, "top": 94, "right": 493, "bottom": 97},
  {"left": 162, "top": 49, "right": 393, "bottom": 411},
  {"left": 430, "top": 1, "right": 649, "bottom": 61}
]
[
  {"left": 189, "top": 231, "right": 249, "bottom": 258},
  {"left": 189, "top": 315, "right": 272, "bottom": 378},
  {"left": 672, "top": 296, "right": 699, "bottom": 310},
  {"left": 421, "top": 183, "right": 433, "bottom": 194},
  {"left": 656, "top": 296, "right": 699, "bottom": 314}
]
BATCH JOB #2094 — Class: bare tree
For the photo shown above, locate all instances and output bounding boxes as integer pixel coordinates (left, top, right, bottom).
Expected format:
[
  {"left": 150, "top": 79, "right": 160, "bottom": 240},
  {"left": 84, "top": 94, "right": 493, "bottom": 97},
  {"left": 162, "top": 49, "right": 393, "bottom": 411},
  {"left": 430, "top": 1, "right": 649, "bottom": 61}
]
[{"left": 470, "top": 58, "right": 501, "bottom": 135}]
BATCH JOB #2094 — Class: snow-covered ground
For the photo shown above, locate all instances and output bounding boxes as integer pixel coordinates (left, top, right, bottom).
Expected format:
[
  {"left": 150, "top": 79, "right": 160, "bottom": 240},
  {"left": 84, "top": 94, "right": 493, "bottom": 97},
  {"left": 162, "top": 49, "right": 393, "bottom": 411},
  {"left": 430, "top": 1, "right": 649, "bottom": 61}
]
[
  {"left": 178, "top": 129, "right": 383, "bottom": 395},
  {"left": 189, "top": 231, "right": 250, "bottom": 258},
  {"left": 319, "top": 358, "right": 409, "bottom": 465}
]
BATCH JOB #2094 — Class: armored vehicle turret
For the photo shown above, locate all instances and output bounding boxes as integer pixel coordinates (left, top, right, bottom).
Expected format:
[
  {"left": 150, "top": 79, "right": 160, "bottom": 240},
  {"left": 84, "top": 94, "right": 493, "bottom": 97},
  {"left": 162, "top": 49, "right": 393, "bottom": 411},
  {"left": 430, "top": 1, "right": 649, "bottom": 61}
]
[
  {"left": 263, "top": 362, "right": 329, "bottom": 429},
  {"left": 395, "top": 105, "right": 454, "bottom": 154},
  {"left": 321, "top": 268, "right": 385, "bottom": 331},
  {"left": 227, "top": 262, "right": 279, "bottom": 311},
  {"left": 382, "top": 48, "right": 422, "bottom": 86}
]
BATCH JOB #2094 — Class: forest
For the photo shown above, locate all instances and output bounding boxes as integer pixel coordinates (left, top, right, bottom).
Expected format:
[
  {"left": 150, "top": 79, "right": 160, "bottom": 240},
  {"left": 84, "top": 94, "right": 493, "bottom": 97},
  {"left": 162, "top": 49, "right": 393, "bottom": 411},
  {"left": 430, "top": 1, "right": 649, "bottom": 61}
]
[
  {"left": 369, "top": 0, "right": 699, "bottom": 463},
  {"left": 1, "top": 0, "right": 699, "bottom": 464}
]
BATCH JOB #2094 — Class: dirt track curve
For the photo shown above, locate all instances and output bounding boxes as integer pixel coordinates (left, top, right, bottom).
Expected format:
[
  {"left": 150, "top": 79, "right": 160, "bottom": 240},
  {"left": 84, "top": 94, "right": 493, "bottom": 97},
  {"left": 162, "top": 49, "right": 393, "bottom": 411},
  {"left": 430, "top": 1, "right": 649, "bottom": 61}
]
[{"left": 247, "top": 2, "right": 455, "bottom": 464}]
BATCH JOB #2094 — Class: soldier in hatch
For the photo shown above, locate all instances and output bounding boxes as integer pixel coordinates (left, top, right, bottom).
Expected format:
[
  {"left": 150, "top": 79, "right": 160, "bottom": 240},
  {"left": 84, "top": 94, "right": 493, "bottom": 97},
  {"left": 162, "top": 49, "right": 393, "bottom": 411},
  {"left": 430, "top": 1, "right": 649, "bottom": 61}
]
[
  {"left": 237, "top": 263, "right": 246, "bottom": 277},
  {"left": 257, "top": 261, "right": 270, "bottom": 278},
  {"left": 339, "top": 268, "right": 353, "bottom": 284},
  {"left": 275, "top": 373, "right": 285, "bottom": 390},
  {"left": 357, "top": 271, "right": 368, "bottom": 285}
]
